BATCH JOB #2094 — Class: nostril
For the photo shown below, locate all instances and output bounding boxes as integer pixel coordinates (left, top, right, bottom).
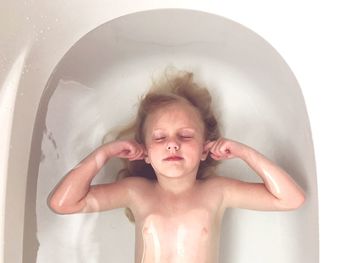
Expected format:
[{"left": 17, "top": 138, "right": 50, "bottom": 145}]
[{"left": 167, "top": 144, "right": 179, "bottom": 151}]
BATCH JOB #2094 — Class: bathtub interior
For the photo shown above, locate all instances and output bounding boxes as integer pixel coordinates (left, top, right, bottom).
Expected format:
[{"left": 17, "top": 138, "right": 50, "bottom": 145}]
[{"left": 21, "top": 9, "right": 318, "bottom": 263}]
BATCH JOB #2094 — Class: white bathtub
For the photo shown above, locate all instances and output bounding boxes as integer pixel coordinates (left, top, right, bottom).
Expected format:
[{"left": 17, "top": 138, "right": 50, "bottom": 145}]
[{"left": 2, "top": 1, "right": 349, "bottom": 263}]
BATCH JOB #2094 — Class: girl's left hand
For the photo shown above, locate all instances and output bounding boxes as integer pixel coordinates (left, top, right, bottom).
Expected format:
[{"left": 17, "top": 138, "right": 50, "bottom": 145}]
[{"left": 208, "top": 138, "right": 245, "bottom": 160}]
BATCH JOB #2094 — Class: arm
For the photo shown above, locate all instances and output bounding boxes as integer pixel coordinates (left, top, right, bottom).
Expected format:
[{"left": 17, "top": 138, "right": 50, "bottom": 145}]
[
  {"left": 48, "top": 140, "right": 145, "bottom": 214},
  {"left": 208, "top": 138, "right": 305, "bottom": 211}
]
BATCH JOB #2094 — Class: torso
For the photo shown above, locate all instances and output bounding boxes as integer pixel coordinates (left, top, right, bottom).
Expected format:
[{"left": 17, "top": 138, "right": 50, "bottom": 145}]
[{"left": 129, "top": 177, "right": 226, "bottom": 263}]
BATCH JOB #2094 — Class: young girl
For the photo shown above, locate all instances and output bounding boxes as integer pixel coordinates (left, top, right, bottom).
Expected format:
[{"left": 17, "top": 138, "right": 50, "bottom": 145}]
[{"left": 49, "top": 70, "right": 305, "bottom": 263}]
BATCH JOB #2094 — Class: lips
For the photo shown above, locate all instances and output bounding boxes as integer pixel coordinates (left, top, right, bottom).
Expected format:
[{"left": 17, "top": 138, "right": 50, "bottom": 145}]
[{"left": 164, "top": 156, "right": 183, "bottom": 161}]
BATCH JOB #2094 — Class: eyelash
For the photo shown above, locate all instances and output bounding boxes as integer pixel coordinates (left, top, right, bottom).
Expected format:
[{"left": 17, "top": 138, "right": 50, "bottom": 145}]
[{"left": 153, "top": 135, "right": 193, "bottom": 141}]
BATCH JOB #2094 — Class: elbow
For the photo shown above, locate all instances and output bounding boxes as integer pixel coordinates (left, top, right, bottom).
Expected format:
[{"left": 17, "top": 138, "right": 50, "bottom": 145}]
[
  {"left": 289, "top": 192, "right": 306, "bottom": 210},
  {"left": 48, "top": 197, "right": 67, "bottom": 214},
  {"left": 275, "top": 191, "right": 306, "bottom": 211},
  {"left": 276, "top": 191, "right": 306, "bottom": 211},
  {"left": 48, "top": 195, "right": 81, "bottom": 215}
]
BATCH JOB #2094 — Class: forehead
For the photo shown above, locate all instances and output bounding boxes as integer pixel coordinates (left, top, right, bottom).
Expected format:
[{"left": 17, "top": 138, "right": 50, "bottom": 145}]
[{"left": 144, "top": 101, "right": 204, "bottom": 131}]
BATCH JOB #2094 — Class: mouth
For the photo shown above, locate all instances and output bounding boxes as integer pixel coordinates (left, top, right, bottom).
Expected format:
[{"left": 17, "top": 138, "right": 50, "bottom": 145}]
[{"left": 164, "top": 156, "right": 183, "bottom": 161}]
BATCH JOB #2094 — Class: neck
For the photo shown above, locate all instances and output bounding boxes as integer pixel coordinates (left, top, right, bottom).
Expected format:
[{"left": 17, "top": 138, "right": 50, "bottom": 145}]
[{"left": 156, "top": 173, "right": 197, "bottom": 196}]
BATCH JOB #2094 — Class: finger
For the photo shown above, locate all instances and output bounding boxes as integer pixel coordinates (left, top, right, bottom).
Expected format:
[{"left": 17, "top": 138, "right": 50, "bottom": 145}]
[
  {"left": 129, "top": 145, "right": 146, "bottom": 161},
  {"left": 133, "top": 150, "right": 145, "bottom": 160},
  {"left": 210, "top": 153, "right": 222, "bottom": 160},
  {"left": 120, "top": 149, "right": 132, "bottom": 158},
  {"left": 209, "top": 140, "right": 220, "bottom": 154},
  {"left": 205, "top": 141, "right": 216, "bottom": 151},
  {"left": 212, "top": 140, "right": 225, "bottom": 156},
  {"left": 220, "top": 141, "right": 232, "bottom": 155}
]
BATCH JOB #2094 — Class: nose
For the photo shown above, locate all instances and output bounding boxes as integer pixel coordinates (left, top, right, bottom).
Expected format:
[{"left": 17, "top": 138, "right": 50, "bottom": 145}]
[{"left": 167, "top": 141, "right": 180, "bottom": 151}]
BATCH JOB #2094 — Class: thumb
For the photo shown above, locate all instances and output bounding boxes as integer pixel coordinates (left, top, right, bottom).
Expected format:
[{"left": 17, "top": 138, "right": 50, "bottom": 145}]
[{"left": 204, "top": 140, "right": 216, "bottom": 152}]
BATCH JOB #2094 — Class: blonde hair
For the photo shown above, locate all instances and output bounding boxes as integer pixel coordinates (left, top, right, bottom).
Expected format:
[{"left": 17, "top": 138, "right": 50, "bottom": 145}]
[{"left": 111, "top": 69, "right": 221, "bottom": 221}]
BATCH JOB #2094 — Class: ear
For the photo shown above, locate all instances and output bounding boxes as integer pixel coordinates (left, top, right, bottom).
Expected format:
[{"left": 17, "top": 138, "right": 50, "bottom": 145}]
[
  {"left": 142, "top": 144, "right": 151, "bottom": 164},
  {"left": 201, "top": 140, "right": 213, "bottom": 161}
]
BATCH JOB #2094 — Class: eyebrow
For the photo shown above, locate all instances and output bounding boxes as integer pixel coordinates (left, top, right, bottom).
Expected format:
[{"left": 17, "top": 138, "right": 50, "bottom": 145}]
[
  {"left": 152, "top": 127, "right": 196, "bottom": 132},
  {"left": 179, "top": 128, "right": 196, "bottom": 133}
]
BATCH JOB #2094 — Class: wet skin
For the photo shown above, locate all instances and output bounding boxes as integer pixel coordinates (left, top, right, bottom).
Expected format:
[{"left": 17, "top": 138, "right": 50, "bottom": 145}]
[
  {"left": 48, "top": 101, "right": 305, "bottom": 263},
  {"left": 130, "top": 101, "right": 223, "bottom": 262},
  {"left": 131, "top": 177, "right": 225, "bottom": 263}
]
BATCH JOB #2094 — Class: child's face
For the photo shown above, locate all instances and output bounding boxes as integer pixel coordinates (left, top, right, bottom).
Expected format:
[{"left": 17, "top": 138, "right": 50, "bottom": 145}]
[{"left": 143, "top": 101, "right": 209, "bottom": 179}]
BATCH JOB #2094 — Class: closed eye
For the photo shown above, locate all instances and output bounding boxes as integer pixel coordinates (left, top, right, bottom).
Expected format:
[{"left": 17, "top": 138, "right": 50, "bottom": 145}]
[
  {"left": 179, "top": 135, "right": 193, "bottom": 140},
  {"left": 154, "top": 137, "right": 165, "bottom": 142}
]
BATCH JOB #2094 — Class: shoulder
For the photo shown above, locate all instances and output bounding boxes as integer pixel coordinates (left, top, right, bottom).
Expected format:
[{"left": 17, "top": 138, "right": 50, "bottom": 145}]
[
  {"left": 196, "top": 175, "right": 243, "bottom": 212},
  {"left": 97, "top": 177, "right": 155, "bottom": 210},
  {"left": 80, "top": 177, "right": 154, "bottom": 212},
  {"left": 200, "top": 174, "right": 241, "bottom": 189},
  {"left": 97, "top": 176, "right": 155, "bottom": 203},
  {"left": 199, "top": 175, "right": 244, "bottom": 203},
  {"left": 198, "top": 175, "right": 242, "bottom": 201}
]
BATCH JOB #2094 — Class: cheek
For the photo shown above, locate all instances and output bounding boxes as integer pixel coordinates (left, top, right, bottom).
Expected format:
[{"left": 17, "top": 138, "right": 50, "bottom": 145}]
[
  {"left": 146, "top": 143, "right": 158, "bottom": 152},
  {"left": 145, "top": 143, "right": 162, "bottom": 158},
  {"left": 185, "top": 141, "right": 204, "bottom": 156}
]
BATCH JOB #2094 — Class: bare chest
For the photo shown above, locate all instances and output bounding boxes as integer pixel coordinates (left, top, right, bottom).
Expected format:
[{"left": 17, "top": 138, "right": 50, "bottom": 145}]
[{"left": 135, "top": 204, "right": 222, "bottom": 263}]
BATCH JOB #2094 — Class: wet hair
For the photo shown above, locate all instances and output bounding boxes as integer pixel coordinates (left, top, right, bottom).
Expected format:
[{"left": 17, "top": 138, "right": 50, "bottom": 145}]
[
  {"left": 109, "top": 68, "right": 221, "bottom": 221},
  {"left": 116, "top": 69, "right": 221, "bottom": 181}
]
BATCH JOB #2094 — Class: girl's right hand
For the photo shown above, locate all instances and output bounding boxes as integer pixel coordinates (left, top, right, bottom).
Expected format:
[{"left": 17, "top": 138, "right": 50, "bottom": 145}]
[{"left": 106, "top": 140, "right": 146, "bottom": 161}]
